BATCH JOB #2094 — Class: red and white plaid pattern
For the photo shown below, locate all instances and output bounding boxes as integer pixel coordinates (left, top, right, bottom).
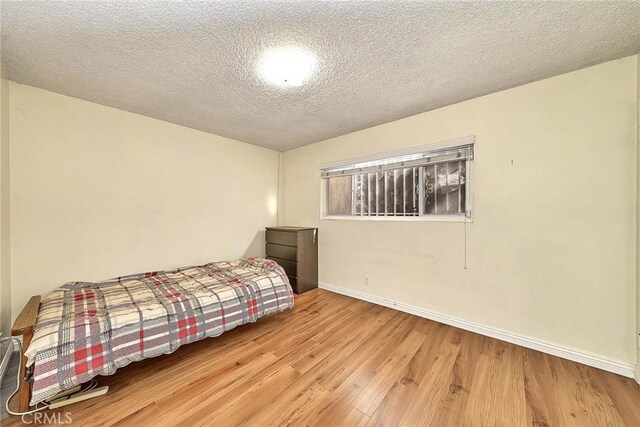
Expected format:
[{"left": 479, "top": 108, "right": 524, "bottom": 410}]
[{"left": 25, "top": 257, "right": 294, "bottom": 405}]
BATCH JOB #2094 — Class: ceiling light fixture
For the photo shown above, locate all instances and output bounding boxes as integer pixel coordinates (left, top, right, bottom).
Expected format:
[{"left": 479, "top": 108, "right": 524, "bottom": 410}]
[{"left": 258, "top": 46, "right": 317, "bottom": 87}]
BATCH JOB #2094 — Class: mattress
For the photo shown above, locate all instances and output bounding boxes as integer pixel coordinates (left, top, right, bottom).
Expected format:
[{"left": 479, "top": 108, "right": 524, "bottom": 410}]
[{"left": 24, "top": 257, "right": 294, "bottom": 405}]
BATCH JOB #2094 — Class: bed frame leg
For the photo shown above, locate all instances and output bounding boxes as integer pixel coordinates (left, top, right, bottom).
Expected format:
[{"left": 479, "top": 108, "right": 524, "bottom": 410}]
[
  {"left": 16, "top": 330, "right": 34, "bottom": 413},
  {"left": 7, "top": 331, "right": 33, "bottom": 414},
  {"left": 10, "top": 295, "right": 41, "bottom": 414}
]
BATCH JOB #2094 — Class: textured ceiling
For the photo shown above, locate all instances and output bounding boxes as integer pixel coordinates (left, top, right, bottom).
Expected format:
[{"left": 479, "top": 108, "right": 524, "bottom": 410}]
[{"left": 2, "top": 1, "right": 639, "bottom": 151}]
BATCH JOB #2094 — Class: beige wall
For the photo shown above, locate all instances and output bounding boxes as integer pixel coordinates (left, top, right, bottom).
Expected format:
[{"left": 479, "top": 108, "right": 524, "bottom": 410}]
[
  {"left": 636, "top": 53, "right": 640, "bottom": 375},
  {"left": 0, "top": 76, "right": 10, "bottom": 337},
  {"left": 9, "top": 83, "right": 279, "bottom": 319},
  {"left": 283, "top": 56, "right": 638, "bottom": 364}
]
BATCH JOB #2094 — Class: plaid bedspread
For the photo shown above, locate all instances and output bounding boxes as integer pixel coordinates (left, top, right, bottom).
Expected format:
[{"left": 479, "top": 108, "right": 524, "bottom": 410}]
[{"left": 25, "top": 257, "right": 294, "bottom": 405}]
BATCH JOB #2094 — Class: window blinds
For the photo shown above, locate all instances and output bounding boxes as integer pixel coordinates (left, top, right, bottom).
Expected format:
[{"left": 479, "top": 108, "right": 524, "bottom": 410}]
[{"left": 320, "top": 144, "right": 474, "bottom": 178}]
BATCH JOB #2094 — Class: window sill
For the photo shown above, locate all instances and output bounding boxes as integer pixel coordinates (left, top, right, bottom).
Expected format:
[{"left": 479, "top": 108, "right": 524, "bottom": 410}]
[{"left": 321, "top": 215, "right": 473, "bottom": 223}]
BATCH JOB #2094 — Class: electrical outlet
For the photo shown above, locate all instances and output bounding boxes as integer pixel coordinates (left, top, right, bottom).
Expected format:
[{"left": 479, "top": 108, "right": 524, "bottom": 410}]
[{"left": 364, "top": 275, "right": 370, "bottom": 286}]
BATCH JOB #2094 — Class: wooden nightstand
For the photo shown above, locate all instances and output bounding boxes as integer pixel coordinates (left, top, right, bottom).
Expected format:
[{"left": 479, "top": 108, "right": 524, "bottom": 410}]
[{"left": 265, "top": 226, "right": 318, "bottom": 294}]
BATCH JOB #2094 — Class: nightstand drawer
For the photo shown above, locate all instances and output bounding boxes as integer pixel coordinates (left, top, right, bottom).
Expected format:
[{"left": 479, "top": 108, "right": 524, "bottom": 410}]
[
  {"left": 266, "top": 243, "right": 297, "bottom": 261},
  {"left": 267, "top": 256, "right": 297, "bottom": 277},
  {"left": 266, "top": 230, "right": 298, "bottom": 247}
]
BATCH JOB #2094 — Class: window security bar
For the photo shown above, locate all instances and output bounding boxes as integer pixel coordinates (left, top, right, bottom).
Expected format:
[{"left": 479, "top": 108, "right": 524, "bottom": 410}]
[{"left": 322, "top": 140, "right": 473, "bottom": 219}]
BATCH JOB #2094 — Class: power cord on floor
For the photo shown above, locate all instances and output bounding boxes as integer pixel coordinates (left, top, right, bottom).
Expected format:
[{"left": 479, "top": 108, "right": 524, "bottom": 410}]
[
  {"left": 1, "top": 337, "right": 49, "bottom": 416},
  {"left": 1, "top": 337, "right": 98, "bottom": 416}
]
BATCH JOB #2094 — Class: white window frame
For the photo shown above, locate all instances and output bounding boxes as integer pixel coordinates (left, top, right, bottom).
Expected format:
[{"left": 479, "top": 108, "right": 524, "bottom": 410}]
[{"left": 320, "top": 136, "right": 475, "bottom": 222}]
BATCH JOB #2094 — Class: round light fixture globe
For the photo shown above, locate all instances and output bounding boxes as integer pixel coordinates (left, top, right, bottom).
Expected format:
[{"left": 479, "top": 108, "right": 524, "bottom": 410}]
[{"left": 258, "top": 46, "right": 317, "bottom": 87}]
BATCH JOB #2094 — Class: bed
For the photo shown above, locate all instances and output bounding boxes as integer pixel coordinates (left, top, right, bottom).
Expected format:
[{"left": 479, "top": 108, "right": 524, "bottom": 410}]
[{"left": 10, "top": 256, "right": 294, "bottom": 410}]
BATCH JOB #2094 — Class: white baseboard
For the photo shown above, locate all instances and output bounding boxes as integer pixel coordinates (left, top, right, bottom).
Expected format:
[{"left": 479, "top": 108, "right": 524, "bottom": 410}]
[
  {"left": 319, "top": 282, "right": 636, "bottom": 379},
  {"left": 635, "top": 366, "right": 640, "bottom": 385}
]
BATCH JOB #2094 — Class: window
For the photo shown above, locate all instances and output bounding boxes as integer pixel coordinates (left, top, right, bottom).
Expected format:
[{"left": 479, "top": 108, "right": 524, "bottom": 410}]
[{"left": 321, "top": 139, "right": 474, "bottom": 221}]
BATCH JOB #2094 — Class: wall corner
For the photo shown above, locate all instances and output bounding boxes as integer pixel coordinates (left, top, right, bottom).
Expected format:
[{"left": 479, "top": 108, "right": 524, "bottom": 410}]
[{"left": 277, "top": 151, "right": 285, "bottom": 226}]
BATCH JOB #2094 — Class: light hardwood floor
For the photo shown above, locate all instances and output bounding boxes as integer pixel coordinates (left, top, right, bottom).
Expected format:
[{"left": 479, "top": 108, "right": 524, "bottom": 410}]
[{"left": 3, "top": 288, "right": 640, "bottom": 426}]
